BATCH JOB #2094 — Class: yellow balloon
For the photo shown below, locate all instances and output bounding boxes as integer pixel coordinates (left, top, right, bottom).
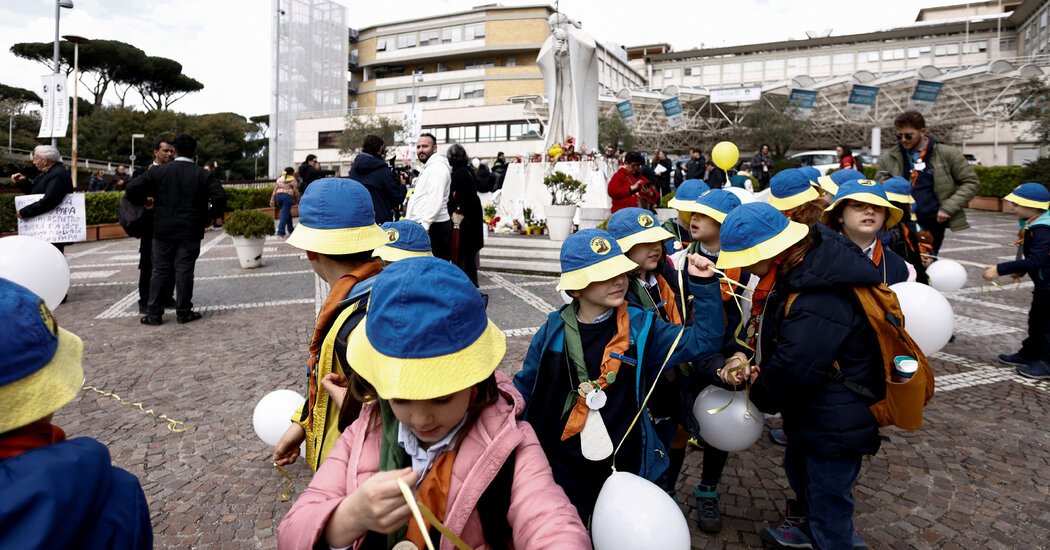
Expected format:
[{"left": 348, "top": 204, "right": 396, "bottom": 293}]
[{"left": 712, "top": 141, "right": 739, "bottom": 171}]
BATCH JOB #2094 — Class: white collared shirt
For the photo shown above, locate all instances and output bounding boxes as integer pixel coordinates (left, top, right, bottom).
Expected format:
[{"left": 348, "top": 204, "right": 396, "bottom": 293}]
[
  {"left": 174, "top": 156, "right": 194, "bottom": 163},
  {"left": 397, "top": 417, "right": 466, "bottom": 487}
]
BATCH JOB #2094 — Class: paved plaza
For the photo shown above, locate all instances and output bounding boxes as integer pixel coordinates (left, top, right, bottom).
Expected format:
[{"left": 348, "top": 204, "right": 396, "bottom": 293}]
[{"left": 51, "top": 209, "right": 1049, "bottom": 549}]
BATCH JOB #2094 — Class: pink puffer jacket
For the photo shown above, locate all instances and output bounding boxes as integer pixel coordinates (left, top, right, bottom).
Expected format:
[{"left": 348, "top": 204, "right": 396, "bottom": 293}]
[{"left": 277, "top": 372, "right": 590, "bottom": 549}]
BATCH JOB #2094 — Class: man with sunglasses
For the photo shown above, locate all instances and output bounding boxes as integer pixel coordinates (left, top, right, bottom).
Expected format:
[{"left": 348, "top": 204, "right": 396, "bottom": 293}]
[{"left": 877, "top": 110, "right": 978, "bottom": 255}]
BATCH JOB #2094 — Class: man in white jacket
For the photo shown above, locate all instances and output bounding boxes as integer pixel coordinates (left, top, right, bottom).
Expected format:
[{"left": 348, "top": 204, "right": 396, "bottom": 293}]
[{"left": 405, "top": 133, "right": 452, "bottom": 260}]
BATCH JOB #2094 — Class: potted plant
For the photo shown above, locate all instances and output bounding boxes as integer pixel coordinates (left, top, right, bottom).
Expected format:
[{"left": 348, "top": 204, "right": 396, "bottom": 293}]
[
  {"left": 224, "top": 209, "right": 275, "bottom": 268},
  {"left": 542, "top": 171, "right": 585, "bottom": 241}
]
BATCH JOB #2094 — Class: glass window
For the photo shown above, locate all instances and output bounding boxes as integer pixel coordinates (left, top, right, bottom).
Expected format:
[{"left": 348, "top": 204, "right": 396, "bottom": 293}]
[
  {"left": 832, "top": 52, "right": 853, "bottom": 71},
  {"left": 463, "top": 81, "right": 484, "bottom": 98},
  {"left": 465, "top": 23, "right": 485, "bottom": 40},
  {"left": 397, "top": 33, "right": 416, "bottom": 49},
  {"left": 962, "top": 41, "right": 988, "bottom": 54},
  {"left": 441, "top": 26, "right": 462, "bottom": 43},
  {"left": 1001, "top": 38, "right": 1017, "bottom": 51},
  {"left": 1041, "top": 11, "right": 1047, "bottom": 27},
  {"left": 376, "top": 37, "right": 388, "bottom": 52},
  {"left": 462, "top": 126, "right": 477, "bottom": 142},
  {"left": 318, "top": 131, "right": 341, "bottom": 149},
  {"left": 743, "top": 61, "right": 762, "bottom": 77},
  {"left": 686, "top": 66, "right": 701, "bottom": 76},
  {"left": 418, "top": 87, "right": 438, "bottom": 102},
  {"left": 494, "top": 124, "right": 508, "bottom": 141},
  {"left": 722, "top": 63, "right": 741, "bottom": 82},
  {"left": 449, "top": 126, "right": 462, "bottom": 141},
  {"left": 505, "top": 56, "right": 517, "bottom": 67},
  {"left": 787, "top": 57, "right": 806, "bottom": 73},
  {"left": 809, "top": 55, "right": 830, "bottom": 67},
  {"left": 935, "top": 43, "right": 959, "bottom": 56},
  {"left": 419, "top": 30, "right": 440, "bottom": 46},
  {"left": 377, "top": 91, "right": 395, "bottom": 105},
  {"left": 702, "top": 64, "right": 720, "bottom": 82},
  {"left": 436, "top": 63, "right": 449, "bottom": 73},
  {"left": 465, "top": 58, "right": 495, "bottom": 69},
  {"left": 431, "top": 127, "right": 447, "bottom": 143},
  {"left": 396, "top": 88, "right": 413, "bottom": 104},
  {"left": 663, "top": 68, "right": 679, "bottom": 79},
  {"left": 438, "top": 84, "right": 461, "bottom": 100}
]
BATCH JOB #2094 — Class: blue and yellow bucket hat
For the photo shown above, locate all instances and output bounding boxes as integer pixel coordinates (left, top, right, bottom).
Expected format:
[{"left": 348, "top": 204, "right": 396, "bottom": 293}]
[
  {"left": 817, "top": 168, "right": 864, "bottom": 196},
  {"left": 0, "top": 279, "right": 84, "bottom": 433},
  {"left": 557, "top": 229, "right": 639, "bottom": 291},
  {"left": 769, "top": 169, "right": 820, "bottom": 212},
  {"left": 347, "top": 258, "right": 505, "bottom": 400},
  {"left": 286, "top": 178, "right": 389, "bottom": 255},
  {"left": 799, "top": 166, "right": 821, "bottom": 185},
  {"left": 882, "top": 176, "right": 915, "bottom": 204},
  {"left": 608, "top": 208, "right": 674, "bottom": 251},
  {"left": 1004, "top": 183, "right": 1050, "bottom": 210},
  {"left": 716, "top": 203, "right": 810, "bottom": 270},
  {"left": 667, "top": 179, "right": 711, "bottom": 212},
  {"left": 822, "top": 179, "right": 904, "bottom": 228},
  {"left": 373, "top": 220, "right": 433, "bottom": 262},
  {"left": 690, "top": 189, "right": 742, "bottom": 223}
]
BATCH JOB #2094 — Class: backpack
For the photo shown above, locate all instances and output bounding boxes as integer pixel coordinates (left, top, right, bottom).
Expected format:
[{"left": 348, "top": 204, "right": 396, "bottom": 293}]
[
  {"left": 118, "top": 195, "right": 148, "bottom": 238},
  {"left": 785, "top": 284, "right": 934, "bottom": 430}
]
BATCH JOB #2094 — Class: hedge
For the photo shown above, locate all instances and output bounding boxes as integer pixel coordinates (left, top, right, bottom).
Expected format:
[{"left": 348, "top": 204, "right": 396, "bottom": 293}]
[
  {"left": 85, "top": 191, "right": 123, "bottom": 225},
  {"left": 0, "top": 194, "right": 15, "bottom": 233},
  {"left": 974, "top": 166, "right": 1023, "bottom": 198},
  {"left": 225, "top": 186, "right": 274, "bottom": 211}
]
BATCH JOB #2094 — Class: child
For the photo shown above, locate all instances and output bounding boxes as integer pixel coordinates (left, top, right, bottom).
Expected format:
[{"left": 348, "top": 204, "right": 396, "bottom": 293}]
[
  {"left": 883, "top": 176, "right": 931, "bottom": 283},
  {"left": 514, "top": 228, "right": 725, "bottom": 523},
  {"left": 373, "top": 219, "right": 433, "bottom": 264},
  {"left": 663, "top": 179, "right": 711, "bottom": 254},
  {"left": 716, "top": 203, "right": 883, "bottom": 550},
  {"left": 817, "top": 168, "right": 865, "bottom": 205},
  {"left": 983, "top": 182, "right": 1050, "bottom": 380},
  {"left": 278, "top": 259, "right": 590, "bottom": 549},
  {"left": 822, "top": 179, "right": 914, "bottom": 285},
  {"left": 0, "top": 279, "right": 152, "bottom": 549},
  {"left": 769, "top": 169, "right": 826, "bottom": 225},
  {"left": 273, "top": 179, "right": 391, "bottom": 471}
]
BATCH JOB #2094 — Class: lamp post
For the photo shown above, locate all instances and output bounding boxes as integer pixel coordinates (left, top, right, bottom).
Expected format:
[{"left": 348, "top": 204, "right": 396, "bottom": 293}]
[
  {"left": 63, "top": 34, "right": 88, "bottom": 187},
  {"left": 130, "top": 133, "right": 145, "bottom": 176},
  {"left": 51, "top": 0, "right": 74, "bottom": 148}
]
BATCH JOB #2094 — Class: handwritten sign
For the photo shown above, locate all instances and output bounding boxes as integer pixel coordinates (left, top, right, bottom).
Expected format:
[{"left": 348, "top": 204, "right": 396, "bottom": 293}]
[{"left": 14, "top": 194, "right": 87, "bottom": 243}]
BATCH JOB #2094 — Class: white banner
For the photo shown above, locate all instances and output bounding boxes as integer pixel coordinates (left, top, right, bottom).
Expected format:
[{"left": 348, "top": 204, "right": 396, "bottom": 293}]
[
  {"left": 37, "top": 73, "right": 69, "bottom": 139},
  {"left": 709, "top": 86, "right": 761, "bottom": 104},
  {"left": 15, "top": 193, "right": 86, "bottom": 243}
]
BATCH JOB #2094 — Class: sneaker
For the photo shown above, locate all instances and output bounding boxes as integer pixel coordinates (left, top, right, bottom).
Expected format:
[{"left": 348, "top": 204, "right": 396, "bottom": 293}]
[
  {"left": 852, "top": 531, "right": 869, "bottom": 549},
  {"left": 694, "top": 485, "right": 722, "bottom": 533},
  {"left": 760, "top": 517, "right": 811, "bottom": 548},
  {"left": 769, "top": 428, "right": 788, "bottom": 446},
  {"left": 1017, "top": 360, "right": 1050, "bottom": 380},
  {"left": 998, "top": 352, "right": 1030, "bottom": 367}
]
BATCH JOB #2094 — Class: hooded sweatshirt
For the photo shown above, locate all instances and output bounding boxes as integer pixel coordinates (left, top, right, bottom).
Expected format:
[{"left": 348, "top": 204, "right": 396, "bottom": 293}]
[{"left": 347, "top": 153, "right": 405, "bottom": 225}]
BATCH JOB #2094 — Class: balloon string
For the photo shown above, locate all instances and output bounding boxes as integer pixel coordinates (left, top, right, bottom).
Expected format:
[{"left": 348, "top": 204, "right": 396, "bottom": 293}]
[
  {"left": 82, "top": 385, "right": 194, "bottom": 433},
  {"left": 273, "top": 462, "right": 295, "bottom": 502},
  {"left": 396, "top": 477, "right": 473, "bottom": 550}
]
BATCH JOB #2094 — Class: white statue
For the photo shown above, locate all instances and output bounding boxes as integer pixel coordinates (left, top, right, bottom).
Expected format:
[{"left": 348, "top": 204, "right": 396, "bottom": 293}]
[{"left": 536, "top": 13, "right": 599, "bottom": 152}]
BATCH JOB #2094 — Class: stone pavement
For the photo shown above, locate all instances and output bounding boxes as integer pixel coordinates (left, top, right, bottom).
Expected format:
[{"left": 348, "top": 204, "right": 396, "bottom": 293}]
[{"left": 49, "top": 209, "right": 1049, "bottom": 549}]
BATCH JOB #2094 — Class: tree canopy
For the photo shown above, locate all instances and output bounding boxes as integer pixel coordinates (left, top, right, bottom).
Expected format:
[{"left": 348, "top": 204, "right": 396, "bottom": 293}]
[
  {"left": 338, "top": 115, "right": 404, "bottom": 155},
  {"left": 598, "top": 110, "right": 637, "bottom": 152},
  {"left": 733, "top": 96, "right": 804, "bottom": 158},
  {"left": 0, "top": 83, "right": 41, "bottom": 106}
]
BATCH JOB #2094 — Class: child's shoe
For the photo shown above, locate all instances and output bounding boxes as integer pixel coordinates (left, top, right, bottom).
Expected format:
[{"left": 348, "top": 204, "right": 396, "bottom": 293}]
[
  {"left": 1017, "top": 359, "right": 1050, "bottom": 380},
  {"left": 694, "top": 485, "right": 722, "bottom": 533},
  {"left": 769, "top": 428, "right": 788, "bottom": 446},
  {"left": 998, "top": 352, "right": 1030, "bottom": 367}
]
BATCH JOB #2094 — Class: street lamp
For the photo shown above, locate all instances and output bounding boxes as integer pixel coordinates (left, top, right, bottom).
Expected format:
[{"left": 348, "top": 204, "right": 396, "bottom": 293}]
[
  {"left": 63, "top": 34, "right": 89, "bottom": 187},
  {"left": 130, "top": 133, "right": 145, "bottom": 176},
  {"left": 51, "top": 0, "right": 74, "bottom": 148}
]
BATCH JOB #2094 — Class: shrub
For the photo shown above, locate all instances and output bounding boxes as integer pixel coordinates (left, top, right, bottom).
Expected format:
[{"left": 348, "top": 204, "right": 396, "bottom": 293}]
[
  {"left": 225, "top": 185, "right": 274, "bottom": 211},
  {"left": 1020, "top": 157, "right": 1050, "bottom": 186},
  {"left": 0, "top": 194, "right": 15, "bottom": 233},
  {"left": 84, "top": 191, "right": 123, "bottom": 225},
  {"left": 224, "top": 209, "right": 275, "bottom": 239},
  {"left": 975, "top": 166, "right": 1024, "bottom": 198},
  {"left": 659, "top": 192, "right": 674, "bottom": 208},
  {"left": 542, "top": 171, "right": 585, "bottom": 206}
]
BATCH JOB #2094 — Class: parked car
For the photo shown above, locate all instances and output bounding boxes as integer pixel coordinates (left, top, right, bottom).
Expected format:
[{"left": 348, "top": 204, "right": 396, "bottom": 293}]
[
  {"left": 963, "top": 153, "right": 982, "bottom": 166},
  {"left": 789, "top": 150, "right": 839, "bottom": 175}
]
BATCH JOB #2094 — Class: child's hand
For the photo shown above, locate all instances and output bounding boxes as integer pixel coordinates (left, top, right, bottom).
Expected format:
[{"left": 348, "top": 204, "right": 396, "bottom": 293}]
[
  {"left": 686, "top": 254, "right": 716, "bottom": 278},
  {"left": 273, "top": 423, "right": 305, "bottom": 466},
  {"left": 321, "top": 373, "right": 349, "bottom": 409},
  {"left": 325, "top": 468, "right": 421, "bottom": 547},
  {"left": 719, "top": 352, "right": 752, "bottom": 385},
  {"left": 982, "top": 265, "right": 1000, "bottom": 281}
]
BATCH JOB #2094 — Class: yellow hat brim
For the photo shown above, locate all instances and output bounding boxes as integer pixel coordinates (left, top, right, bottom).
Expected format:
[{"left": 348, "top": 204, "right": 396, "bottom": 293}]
[
  {"left": 690, "top": 203, "right": 729, "bottom": 224},
  {"left": 885, "top": 192, "right": 914, "bottom": 204},
  {"left": 716, "top": 221, "right": 809, "bottom": 270},
  {"left": 817, "top": 176, "right": 839, "bottom": 195},
  {"left": 557, "top": 254, "right": 638, "bottom": 292},
  {"left": 286, "top": 224, "right": 390, "bottom": 255},
  {"left": 615, "top": 226, "right": 674, "bottom": 251},
  {"left": 373, "top": 246, "right": 433, "bottom": 262},
  {"left": 348, "top": 318, "right": 506, "bottom": 400},
  {"left": 669, "top": 198, "right": 703, "bottom": 212},
  {"left": 1004, "top": 193, "right": 1050, "bottom": 210},
  {"left": 768, "top": 186, "right": 820, "bottom": 212},
  {"left": 0, "top": 328, "right": 84, "bottom": 433},
  {"left": 823, "top": 192, "right": 904, "bottom": 228}
]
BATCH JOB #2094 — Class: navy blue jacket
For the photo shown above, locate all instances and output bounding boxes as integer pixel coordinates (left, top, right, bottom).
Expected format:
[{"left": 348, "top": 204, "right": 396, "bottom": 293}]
[
  {"left": 347, "top": 153, "right": 405, "bottom": 225},
  {"left": 997, "top": 212, "right": 1050, "bottom": 291},
  {"left": 750, "top": 225, "right": 886, "bottom": 459},
  {"left": 17, "top": 163, "right": 72, "bottom": 219},
  {"left": 879, "top": 246, "right": 911, "bottom": 286},
  {"left": 0, "top": 438, "right": 152, "bottom": 549}
]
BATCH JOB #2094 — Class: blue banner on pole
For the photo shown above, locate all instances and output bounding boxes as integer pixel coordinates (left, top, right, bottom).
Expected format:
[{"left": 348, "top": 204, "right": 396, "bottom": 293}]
[
  {"left": 661, "top": 96, "right": 683, "bottom": 127},
  {"left": 788, "top": 89, "right": 818, "bottom": 110},
  {"left": 616, "top": 99, "right": 634, "bottom": 122},
  {"left": 911, "top": 80, "right": 943, "bottom": 103},
  {"left": 848, "top": 85, "right": 879, "bottom": 106}
]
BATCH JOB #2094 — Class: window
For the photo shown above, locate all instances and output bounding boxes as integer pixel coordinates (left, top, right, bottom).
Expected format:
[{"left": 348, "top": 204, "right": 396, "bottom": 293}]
[
  {"left": 376, "top": 37, "right": 389, "bottom": 52},
  {"left": 465, "top": 58, "right": 495, "bottom": 69},
  {"left": 441, "top": 26, "right": 462, "bottom": 43},
  {"left": 436, "top": 63, "right": 450, "bottom": 73},
  {"left": 1001, "top": 38, "right": 1017, "bottom": 51},
  {"left": 418, "top": 86, "right": 438, "bottom": 102},
  {"left": 377, "top": 91, "right": 395, "bottom": 105},
  {"left": 465, "top": 23, "right": 485, "bottom": 40},
  {"left": 396, "top": 88, "right": 413, "bottom": 104},
  {"left": 882, "top": 48, "right": 904, "bottom": 60},
  {"left": 430, "top": 127, "right": 448, "bottom": 143},
  {"left": 419, "top": 30, "right": 440, "bottom": 46},
  {"left": 833, "top": 52, "right": 854, "bottom": 71},
  {"left": 935, "top": 43, "right": 959, "bottom": 56},
  {"left": 702, "top": 64, "right": 720, "bottom": 79},
  {"left": 722, "top": 63, "right": 741, "bottom": 82},
  {"left": 438, "top": 84, "right": 461, "bottom": 100},
  {"left": 787, "top": 57, "right": 806, "bottom": 73},
  {"left": 463, "top": 81, "right": 484, "bottom": 98},
  {"left": 663, "top": 68, "right": 680, "bottom": 79},
  {"left": 505, "top": 56, "right": 517, "bottom": 67},
  {"left": 686, "top": 66, "right": 701, "bottom": 76},
  {"left": 397, "top": 33, "right": 416, "bottom": 49},
  {"left": 318, "top": 131, "right": 341, "bottom": 149},
  {"left": 1041, "top": 11, "right": 1047, "bottom": 27},
  {"left": 962, "top": 41, "right": 987, "bottom": 54},
  {"left": 908, "top": 46, "right": 931, "bottom": 59},
  {"left": 509, "top": 122, "right": 541, "bottom": 140},
  {"left": 764, "top": 59, "right": 784, "bottom": 79}
]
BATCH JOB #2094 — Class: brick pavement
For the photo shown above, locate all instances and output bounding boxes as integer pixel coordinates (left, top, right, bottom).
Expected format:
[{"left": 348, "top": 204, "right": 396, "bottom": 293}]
[{"left": 48, "top": 210, "right": 1049, "bottom": 549}]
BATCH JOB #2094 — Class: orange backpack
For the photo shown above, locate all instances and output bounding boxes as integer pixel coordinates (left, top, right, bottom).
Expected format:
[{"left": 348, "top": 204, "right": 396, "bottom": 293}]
[{"left": 785, "top": 284, "right": 935, "bottom": 430}]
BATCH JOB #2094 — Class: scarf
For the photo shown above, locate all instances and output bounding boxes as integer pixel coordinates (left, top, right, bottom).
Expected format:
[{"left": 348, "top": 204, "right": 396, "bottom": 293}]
[
  {"left": 0, "top": 420, "right": 66, "bottom": 460},
  {"left": 304, "top": 261, "right": 382, "bottom": 427},
  {"left": 560, "top": 302, "right": 632, "bottom": 441},
  {"left": 636, "top": 274, "right": 684, "bottom": 325}
]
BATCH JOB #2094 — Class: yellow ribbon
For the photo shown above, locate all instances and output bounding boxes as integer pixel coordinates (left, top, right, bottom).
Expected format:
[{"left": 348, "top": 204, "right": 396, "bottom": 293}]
[
  {"left": 82, "top": 385, "right": 194, "bottom": 433},
  {"left": 396, "top": 477, "right": 473, "bottom": 550},
  {"left": 273, "top": 462, "right": 294, "bottom": 502}
]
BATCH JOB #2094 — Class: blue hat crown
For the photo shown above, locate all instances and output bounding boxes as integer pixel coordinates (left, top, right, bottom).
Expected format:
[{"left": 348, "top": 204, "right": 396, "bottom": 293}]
[
  {"left": 720, "top": 203, "right": 793, "bottom": 254},
  {"left": 770, "top": 169, "right": 813, "bottom": 199},
  {"left": 882, "top": 176, "right": 912, "bottom": 197},
  {"left": 561, "top": 229, "right": 625, "bottom": 272},
  {"left": 298, "top": 178, "right": 377, "bottom": 230},
  {"left": 1013, "top": 182, "right": 1050, "bottom": 203},
  {"left": 696, "top": 188, "right": 742, "bottom": 215},
  {"left": 365, "top": 258, "right": 486, "bottom": 359},
  {"left": 380, "top": 220, "right": 431, "bottom": 252},
  {"left": 0, "top": 279, "right": 59, "bottom": 386},
  {"left": 674, "top": 179, "right": 710, "bottom": 202},
  {"left": 830, "top": 169, "right": 865, "bottom": 185},
  {"left": 607, "top": 208, "right": 658, "bottom": 240},
  {"left": 835, "top": 179, "right": 889, "bottom": 202},
  {"left": 799, "top": 166, "right": 821, "bottom": 183}
]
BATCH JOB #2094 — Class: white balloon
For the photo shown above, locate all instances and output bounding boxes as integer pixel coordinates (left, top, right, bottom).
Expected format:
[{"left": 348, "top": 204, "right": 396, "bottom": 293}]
[
  {"left": 592, "top": 472, "right": 690, "bottom": 550},
  {"left": 253, "top": 390, "right": 306, "bottom": 446},
  {"left": 890, "top": 282, "right": 955, "bottom": 356},
  {"left": 725, "top": 187, "right": 757, "bottom": 205},
  {"left": 0, "top": 235, "right": 70, "bottom": 309},
  {"left": 926, "top": 259, "right": 968, "bottom": 293},
  {"left": 693, "top": 386, "right": 764, "bottom": 453}
]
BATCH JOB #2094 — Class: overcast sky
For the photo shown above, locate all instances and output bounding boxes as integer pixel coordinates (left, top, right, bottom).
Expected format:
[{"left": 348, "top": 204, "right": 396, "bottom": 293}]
[{"left": 1, "top": 0, "right": 973, "bottom": 117}]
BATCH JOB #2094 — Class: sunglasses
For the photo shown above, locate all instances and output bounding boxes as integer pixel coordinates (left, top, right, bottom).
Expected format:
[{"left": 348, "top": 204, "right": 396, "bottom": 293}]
[{"left": 896, "top": 132, "right": 915, "bottom": 140}]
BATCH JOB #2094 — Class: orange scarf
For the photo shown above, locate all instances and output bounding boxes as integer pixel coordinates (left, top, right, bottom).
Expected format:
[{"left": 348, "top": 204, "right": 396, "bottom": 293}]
[
  {"left": 655, "top": 274, "right": 683, "bottom": 325},
  {"left": 305, "top": 261, "right": 382, "bottom": 427},
  {"left": 871, "top": 239, "right": 884, "bottom": 267},
  {"left": 404, "top": 450, "right": 459, "bottom": 549},
  {"left": 561, "top": 303, "right": 632, "bottom": 441},
  {"left": 0, "top": 420, "right": 65, "bottom": 460},
  {"left": 720, "top": 267, "right": 742, "bottom": 302}
]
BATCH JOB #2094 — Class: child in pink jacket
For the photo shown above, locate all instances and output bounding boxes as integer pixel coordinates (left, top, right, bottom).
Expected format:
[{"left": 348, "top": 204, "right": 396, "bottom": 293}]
[{"left": 278, "top": 257, "right": 589, "bottom": 550}]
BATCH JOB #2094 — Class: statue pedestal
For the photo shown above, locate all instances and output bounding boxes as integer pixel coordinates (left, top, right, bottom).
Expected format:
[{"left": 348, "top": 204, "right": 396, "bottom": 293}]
[{"left": 490, "top": 159, "right": 618, "bottom": 226}]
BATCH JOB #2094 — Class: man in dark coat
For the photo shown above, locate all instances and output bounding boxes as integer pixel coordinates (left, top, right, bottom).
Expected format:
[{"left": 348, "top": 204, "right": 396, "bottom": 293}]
[
  {"left": 11, "top": 145, "right": 73, "bottom": 252},
  {"left": 126, "top": 134, "right": 226, "bottom": 325},
  {"left": 129, "top": 137, "right": 176, "bottom": 314},
  {"left": 346, "top": 134, "right": 405, "bottom": 224},
  {"left": 686, "top": 147, "right": 706, "bottom": 180},
  {"left": 297, "top": 154, "right": 333, "bottom": 194}
]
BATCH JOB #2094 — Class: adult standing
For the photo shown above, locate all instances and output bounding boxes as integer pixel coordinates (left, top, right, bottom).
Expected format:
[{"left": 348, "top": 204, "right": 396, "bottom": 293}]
[
  {"left": 877, "top": 110, "right": 979, "bottom": 255},
  {"left": 705, "top": 159, "right": 728, "bottom": 188},
  {"left": 130, "top": 137, "right": 176, "bottom": 314},
  {"left": 347, "top": 134, "right": 405, "bottom": 225},
  {"left": 269, "top": 167, "right": 299, "bottom": 237},
  {"left": 446, "top": 144, "right": 484, "bottom": 286},
  {"left": 492, "top": 151, "right": 508, "bottom": 190},
  {"left": 297, "top": 154, "right": 330, "bottom": 195},
  {"left": 650, "top": 148, "right": 673, "bottom": 195},
  {"left": 404, "top": 133, "right": 452, "bottom": 260},
  {"left": 126, "top": 134, "right": 227, "bottom": 326},
  {"left": 608, "top": 151, "right": 659, "bottom": 213},
  {"left": 837, "top": 145, "right": 861, "bottom": 171},
  {"left": 686, "top": 147, "right": 706, "bottom": 180},
  {"left": 751, "top": 144, "right": 773, "bottom": 189},
  {"left": 11, "top": 145, "right": 73, "bottom": 253}
]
